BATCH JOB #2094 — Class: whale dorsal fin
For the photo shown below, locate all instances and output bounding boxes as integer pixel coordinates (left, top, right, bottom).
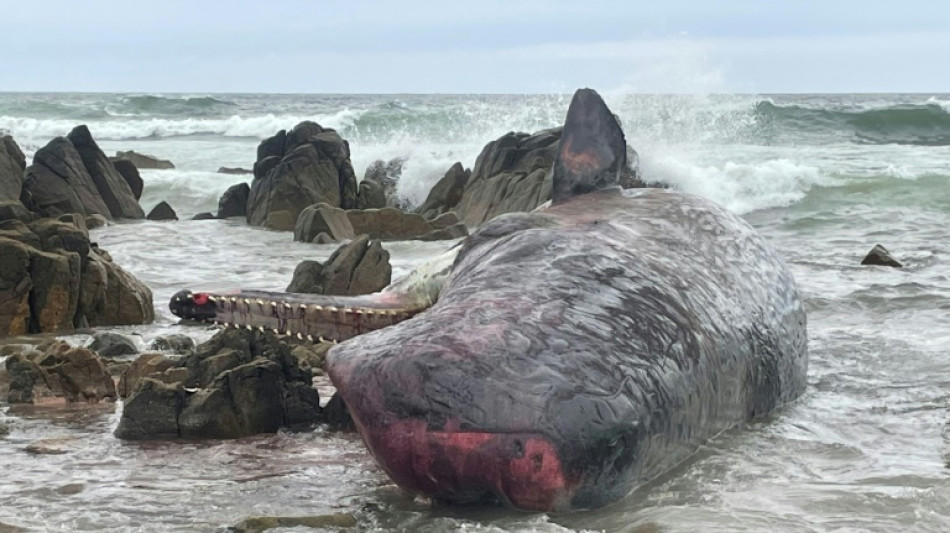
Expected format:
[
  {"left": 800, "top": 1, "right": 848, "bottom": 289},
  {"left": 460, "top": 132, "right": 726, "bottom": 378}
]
[{"left": 551, "top": 88, "right": 628, "bottom": 204}]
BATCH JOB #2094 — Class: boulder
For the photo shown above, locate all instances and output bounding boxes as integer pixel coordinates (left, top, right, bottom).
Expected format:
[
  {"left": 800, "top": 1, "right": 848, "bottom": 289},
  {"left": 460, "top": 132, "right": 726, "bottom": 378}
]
[
  {"left": 861, "top": 244, "right": 902, "bottom": 268},
  {"left": 117, "top": 353, "right": 179, "bottom": 398},
  {"left": 0, "top": 135, "right": 26, "bottom": 203},
  {"left": 0, "top": 202, "right": 33, "bottom": 224},
  {"left": 417, "top": 223, "right": 469, "bottom": 241},
  {"left": 361, "top": 157, "right": 407, "bottom": 209},
  {"left": 217, "top": 182, "right": 250, "bottom": 218},
  {"left": 286, "top": 235, "right": 391, "bottom": 296},
  {"left": 417, "top": 162, "right": 470, "bottom": 218},
  {"left": 85, "top": 214, "right": 108, "bottom": 229},
  {"left": 323, "top": 392, "right": 354, "bottom": 430},
  {"left": 78, "top": 245, "right": 154, "bottom": 328},
  {"left": 22, "top": 137, "right": 111, "bottom": 218},
  {"left": 146, "top": 201, "right": 177, "bottom": 221},
  {"left": 455, "top": 127, "right": 647, "bottom": 227},
  {"left": 115, "top": 329, "right": 323, "bottom": 440},
  {"left": 293, "top": 203, "right": 355, "bottom": 243},
  {"left": 217, "top": 167, "right": 252, "bottom": 175},
  {"left": 346, "top": 207, "right": 434, "bottom": 240},
  {"left": 111, "top": 159, "right": 143, "bottom": 200},
  {"left": 356, "top": 179, "right": 386, "bottom": 210},
  {"left": 67, "top": 126, "right": 144, "bottom": 219},
  {"left": 191, "top": 212, "right": 215, "bottom": 220},
  {"left": 5, "top": 341, "right": 116, "bottom": 404},
  {"left": 246, "top": 122, "right": 358, "bottom": 230},
  {"left": 114, "top": 150, "right": 174, "bottom": 170},
  {"left": 148, "top": 334, "right": 195, "bottom": 355},
  {"left": 87, "top": 332, "right": 138, "bottom": 358},
  {"left": 429, "top": 211, "right": 460, "bottom": 229}
]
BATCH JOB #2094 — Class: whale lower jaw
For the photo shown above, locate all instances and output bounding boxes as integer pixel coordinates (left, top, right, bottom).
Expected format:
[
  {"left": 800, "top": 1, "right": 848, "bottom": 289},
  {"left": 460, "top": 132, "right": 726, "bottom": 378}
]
[{"left": 357, "top": 418, "right": 578, "bottom": 511}]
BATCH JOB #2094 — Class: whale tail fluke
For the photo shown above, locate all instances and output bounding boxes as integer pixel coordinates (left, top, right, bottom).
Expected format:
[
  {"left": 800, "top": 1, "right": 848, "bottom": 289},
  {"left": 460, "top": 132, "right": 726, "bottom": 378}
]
[{"left": 551, "top": 88, "right": 628, "bottom": 204}]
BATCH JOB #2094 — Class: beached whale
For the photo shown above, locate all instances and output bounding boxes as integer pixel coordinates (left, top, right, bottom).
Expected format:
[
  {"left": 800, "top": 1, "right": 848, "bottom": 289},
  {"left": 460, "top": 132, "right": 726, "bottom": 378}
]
[{"left": 170, "top": 88, "right": 807, "bottom": 511}]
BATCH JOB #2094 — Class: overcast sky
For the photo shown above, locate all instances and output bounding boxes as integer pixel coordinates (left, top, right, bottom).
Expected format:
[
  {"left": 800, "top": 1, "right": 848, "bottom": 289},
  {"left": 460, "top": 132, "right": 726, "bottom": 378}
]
[{"left": 3, "top": 0, "right": 950, "bottom": 94}]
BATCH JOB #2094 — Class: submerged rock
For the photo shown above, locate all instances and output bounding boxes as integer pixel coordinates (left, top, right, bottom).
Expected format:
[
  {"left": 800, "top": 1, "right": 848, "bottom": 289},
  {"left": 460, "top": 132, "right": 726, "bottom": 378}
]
[
  {"left": 146, "top": 201, "right": 178, "bottom": 221},
  {"left": 114, "top": 150, "right": 174, "bottom": 170},
  {"left": 88, "top": 332, "right": 138, "bottom": 358},
  {"left": 217, "top": 182, "right": 250, "bottom": 219},
  {"left": 217, "top": 167, "right": 252, "bottom": 175},
  {"left": 148, "top": 334, "right": 196, "bottom": 355},
  {"left": 861, "top": 244, "right": 903, "bottom": 268}
]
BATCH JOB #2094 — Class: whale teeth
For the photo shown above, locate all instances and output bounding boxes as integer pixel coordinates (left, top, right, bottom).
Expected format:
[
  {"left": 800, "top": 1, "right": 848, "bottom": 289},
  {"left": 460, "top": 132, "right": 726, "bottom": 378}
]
[
  {"left": 243, "top": 298, "right": 250, "bottom": 305},
  {"left": 283, "top": 303, "right": 291, "bottom": 309},
  {"left": 272, "top": 328, "right": 279, "bottom": 334},
  {"left": 327, "top": 306, "right": 338, "bottom": 313},
  {"left": 299, "top": 304, "right": 307, "bottom": 310},
  {"left": 332, "top": 339, "right": 338, "bottom": 345},
  {"left": 258, "top": 326, "right": 265, "bottom": 332},
  {"left": 230, "top": 297, "right": 237, "bottom": 303},
  {"left": 318, "top": 336, "right": 325, "bottom": 343},
  {"left": 208, "top": 296, "right": 217, "bottom": 303},
  {"left": 245, "top": 324, "right": 252, "bottom": 331},
  {"left": 313, "top": 305, "right": 323, "bottom": 311},
  {"left": 296, "top": 332, "right": 303, "bottom": 340},
  {"left": 306, "top": 335, "right": 313, "bottom": 342},
  {"left": 256, "top": 299, "right": 264, "bottom": 306},
  {"left": 270, "top": 301, "right": 277, "bottom": 308}
]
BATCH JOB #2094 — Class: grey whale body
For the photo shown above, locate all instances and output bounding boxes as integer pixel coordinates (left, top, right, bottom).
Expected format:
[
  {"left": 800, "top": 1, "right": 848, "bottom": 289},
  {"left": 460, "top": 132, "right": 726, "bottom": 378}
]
[
  {"left": 327, "top": 186, "right": 807, "bottom": 511},
  {"left": 170, "top": 88, "right": 807, "bottom": 511}
]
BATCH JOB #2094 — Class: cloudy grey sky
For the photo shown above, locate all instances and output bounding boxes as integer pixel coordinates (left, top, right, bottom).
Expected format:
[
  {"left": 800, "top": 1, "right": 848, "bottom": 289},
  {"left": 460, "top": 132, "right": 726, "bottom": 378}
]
[{"left": 4, "top": 0, "right": 950, "bottom": 93}]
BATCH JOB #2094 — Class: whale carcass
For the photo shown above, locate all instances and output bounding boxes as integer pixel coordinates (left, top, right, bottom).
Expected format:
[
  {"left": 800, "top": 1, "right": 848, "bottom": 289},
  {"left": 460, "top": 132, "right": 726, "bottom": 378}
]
[{"left": 170, "top": 88, "right": 807, "bottom": 511}]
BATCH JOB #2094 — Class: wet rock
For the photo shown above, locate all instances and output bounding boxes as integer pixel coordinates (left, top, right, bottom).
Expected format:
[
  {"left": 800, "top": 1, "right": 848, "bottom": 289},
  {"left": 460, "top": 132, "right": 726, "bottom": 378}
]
[
  {"left": 0, "top": 135, "right": 26, "bottom": 204},
  {"left": 191, "top": 212, "right": 216, "bottom": 220},
  {"left": 230, "top": 513, "right": 357, "bottom": 533},
  {"left": 293, "top": 203, "right": 355, "bottom": 243},
  {"left": 417, "top": 162, "right": 470, "bottom": 218},
  {"left": 247, "top": 122, "right": 358, "bottom": 230},
  {"left": 0, "top": 202, "right": 33, "bottom": 224},
  {"left": 217, "top": 167, "right": 252, "bottom": 175},
  {"left": 346, "top": 207, "right": 435, "bottom": 240},
  {"left": 114, "top": 150, "right": 174, "bottom": 170},
  {"left": 88, "top": 332, "right": 138, "bottom": 358},
  {"left": 286, "top": 235, "right": 391, "bottom": 296},
  {"left": 6, "top": 341, "right": 116, "bottom": 404},
  {"left": 0, "top": 421, "right": 10, "bottom": 438},
  {"left": 149, "top": 334, "right": 195, "bottom": 355},
  {"left": 55, "top": 483, "right": 85, "bottom": 495},
  {"left": 110, "top": 159, "right": 143, "bottom": 200},
  {"left": 117, "top": 353, "right": 179, "bottom": 398},
  {"left": 861, "top": 244, "right": 903, "bottom": 268},
  {"left": 22, "top": 137, "right": 111, "bottom": 218},
  {"left": 290, "top": 341, "right": 331, "bottom": 374},
  {"left": 116, "top": 329, "right": 323, "bottom": 440},
  {"left": 67, "top": 126, "right": 144, "bottom": 219},
  {"left": 314, "top": 232, "right": 333, "bottom": 244},
  {"left": 146, "top": 201, "right": 178, "bottom": 221},
  {"left": 78, "top": 245, "right": 154, "bottom": 328},
  {"left": 360, "top": 157, "right": 407, "bottom": 209},
  {"left": 0, "top": 520, "right": 27, "bottom": 533},
  {"left": 429, "top": 211, "right": 460, "bottom": 228},
  {"left": 417, "top": 222, "right": 469, "bottom": 241},
  {"left": 324, "top": 392, "right": 354, "bottom": 430},
  {"left": 85, "top": 214, "right": 108, "bottom": 229},
  {"left": 217, "top": 182, "right": 250, "bottom": 218}
]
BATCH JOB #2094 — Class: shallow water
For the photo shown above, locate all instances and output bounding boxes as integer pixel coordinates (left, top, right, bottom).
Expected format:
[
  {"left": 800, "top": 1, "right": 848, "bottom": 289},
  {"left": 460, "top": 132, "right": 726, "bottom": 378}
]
[{"left": 1, "top": 93, "right": 949, "bottom": 531}]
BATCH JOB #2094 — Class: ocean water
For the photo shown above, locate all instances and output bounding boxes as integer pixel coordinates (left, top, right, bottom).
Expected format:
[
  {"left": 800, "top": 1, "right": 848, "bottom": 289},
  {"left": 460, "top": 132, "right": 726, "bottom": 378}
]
[{"left": 0, "top": 92, "right": 948, "bottom": 532}]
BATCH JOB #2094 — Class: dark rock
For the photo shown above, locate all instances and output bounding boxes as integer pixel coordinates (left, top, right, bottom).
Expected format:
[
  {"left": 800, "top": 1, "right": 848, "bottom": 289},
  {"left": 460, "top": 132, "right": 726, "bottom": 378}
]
[
  {"left": 191, "top": 212, "right": 216, "bottom": 220},
  {"left": 324, "top": 392, "right": 354, "bottom": 430},
  {"left": 110, "top": 159, "right": 143, "bottom": 200},
  {"left": 115, "top": 329, "right": 323, "bottom": 440},
  {"left": 217, "top": 167, "right": 252, "bottom": 175},
  {"left": 78, "top": 245, "right": 154, "bottom": 328},
  {"left": 22, "top": 137, "right": 111, "bottom": 218},
  {"left": 6, "top": 341, "right": 116, "bottom": 404},
  {"left": 88, "top": 332, "right": 138, "bottom": 358},
  {"left": 216, "top": 182, "right": 250, "bottom": 219},
  {"left": 114, "top": 150, "right": 174, "bottom": 170},
  {"left": 861, "top": 244, "right": 903, "bottom": 268},
  {"left": 117, "top": 353, "right": 179, "bottom": 398},
  {"left": 314, "top": 232, "right": 333, "bottom": 244},
  {"left": 429, "top": 211, "right": 460, "bottom": 229},
  {"left": 0, "top": 135, "right": 26, "bottom": 203},
  {"left": 67, "top": 126, "right": 144, "bottom": 219},
  {"left": 286, "top": 235, "right": 391, "bottom": 296},
  {"left": 417, "top": 162, "right": 470, "bottom": 218},
  {"left": 246, "top": 122, "right": 359, "bottom": 230},
  {"left": 114, "top": 378, "right": 185, "bottom": 439},
  {"left": 85, "top": 214, "right": 108, "bottom": 229},
  {"left": 0, "top": 202, "right": 33, "bottom": 223},
  {"left": 0, "top": 237, "right": 35, "bottom": 336},
  {"left": 356, "top": 178, "right": 386, "bottom": 210},
  {"left": 149, "top": 334, "right": 196, "bottom": 355},
  {"left": 293, "top": 203, "right": 355, "bottom": 243},
  {"left": 146, "top": 201, "right": 178, "bottom": 221},
  {"left": 361, "top": 157, "right": 407, "bottom": 208}
]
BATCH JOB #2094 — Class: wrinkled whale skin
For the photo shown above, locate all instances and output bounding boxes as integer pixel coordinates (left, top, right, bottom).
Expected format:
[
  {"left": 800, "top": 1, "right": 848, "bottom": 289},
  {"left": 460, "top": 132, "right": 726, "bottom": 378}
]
[{"left": 326, "top": 186, "right": 807, "bottom": 511}]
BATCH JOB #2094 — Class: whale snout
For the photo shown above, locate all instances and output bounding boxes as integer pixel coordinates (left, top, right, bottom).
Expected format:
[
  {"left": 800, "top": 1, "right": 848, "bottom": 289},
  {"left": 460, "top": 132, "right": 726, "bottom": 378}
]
[
  {"left": 169, "top": 290, "right": 217, "bottom": 321},
  {"left": 361, "top": 418, "right": 576, "bottom": 511}
]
